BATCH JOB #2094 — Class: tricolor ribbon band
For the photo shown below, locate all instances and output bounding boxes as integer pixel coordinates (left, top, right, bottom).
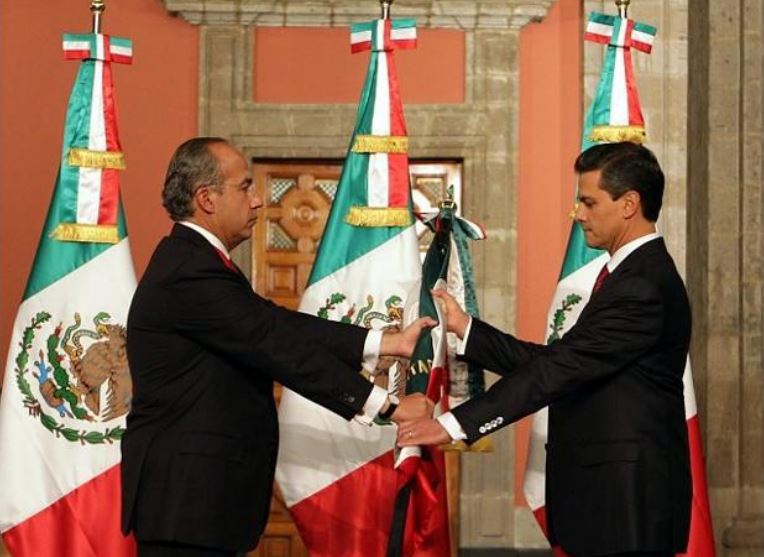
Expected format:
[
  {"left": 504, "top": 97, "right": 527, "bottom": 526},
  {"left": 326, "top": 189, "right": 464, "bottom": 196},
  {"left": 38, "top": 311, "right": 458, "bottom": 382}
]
[
  {"left": 50, "top": 223, "right": 119, "bottom": 244},
  {"left": 68, "top": 148, "right": 126, "bottom": 170},
  {"left": 352, "top": 135, "right": 409, "bottom": 153}
]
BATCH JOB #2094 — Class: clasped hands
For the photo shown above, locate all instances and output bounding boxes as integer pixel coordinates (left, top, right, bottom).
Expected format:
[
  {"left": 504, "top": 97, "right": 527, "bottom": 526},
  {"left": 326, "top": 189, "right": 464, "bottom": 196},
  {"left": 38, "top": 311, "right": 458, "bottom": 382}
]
[{"left": 384, "top": 288, "right": 470, "bottom": 447}]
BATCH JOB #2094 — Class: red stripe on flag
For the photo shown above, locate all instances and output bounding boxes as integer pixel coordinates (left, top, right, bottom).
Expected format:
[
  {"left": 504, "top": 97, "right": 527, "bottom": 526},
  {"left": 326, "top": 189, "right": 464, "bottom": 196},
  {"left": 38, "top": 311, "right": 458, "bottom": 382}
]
[
  {"left": 531, "top": 507, "right": 570, "bottom": 557},
  {"left": 289, "top": 451, "right": 398, "bottom": 557},
  {"left": 110, "top": 53, "right": 134, "bottom": 65},
  {"left": 64, "top": 49, "right": 91, "bottom": 60},
  {"left": 391, "top": 38, "right": 417, "bottom": 50},
  {"left": 98, "top": 55, "right": 121, "bottom": 225},
  {"left": 1, "top": 464, "right": 136, "bottom": 557},
  {"left": 385, "top": 49, "right": 410, "bottom": 209},
  {"left": 351, "top": 41, "right": 372, "bottom": 54},
  {"left": 402, "top": 449, "right": 451, "bottom": 557},
  {"left": 583, "top": 32, "right": 611, "bottom": 45},
  {"left": 679, "top": 415, "right": 716, "bottom": 557}
]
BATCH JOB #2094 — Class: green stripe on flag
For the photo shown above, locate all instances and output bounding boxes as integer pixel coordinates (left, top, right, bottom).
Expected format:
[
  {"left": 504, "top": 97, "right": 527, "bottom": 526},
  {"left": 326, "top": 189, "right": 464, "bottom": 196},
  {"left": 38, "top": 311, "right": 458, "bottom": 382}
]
[
  {"left": 633, "top": 22, "right": 657, "bottom": 36},
  {"left": 588, "top": 12, "right": 615, "bottom": 27},
  {"left": 391, "top": 18, "right": 416, "bottom": 29},
  {"left": 558, "top": 66, "right": 606, "bottom": 280}
]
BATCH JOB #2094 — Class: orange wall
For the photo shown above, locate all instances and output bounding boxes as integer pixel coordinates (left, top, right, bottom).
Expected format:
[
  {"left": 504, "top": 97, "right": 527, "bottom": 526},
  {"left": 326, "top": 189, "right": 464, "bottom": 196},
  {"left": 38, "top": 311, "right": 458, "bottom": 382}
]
[
  {"left": 1, "top": 2, "right": 582, "bottom": 516},
  {"left": 254, "top": 27, "right": 465, "bottom": 103},
  {"left": 0, "top": 1, "right": 198, "bottom": 380},
  {"left": 515, "top": 0, "right": 583, "bottom": 506}
]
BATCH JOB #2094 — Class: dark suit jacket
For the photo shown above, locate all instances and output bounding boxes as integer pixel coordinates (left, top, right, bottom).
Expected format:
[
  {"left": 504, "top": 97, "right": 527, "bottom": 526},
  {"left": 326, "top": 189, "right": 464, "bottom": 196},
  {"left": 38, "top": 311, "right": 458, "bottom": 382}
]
[
  {"left": 121, "top": 224, "right": 374, "bottom": 551},
  {"left": 452, "top": 238, "right": 692, "bottom": 556}
]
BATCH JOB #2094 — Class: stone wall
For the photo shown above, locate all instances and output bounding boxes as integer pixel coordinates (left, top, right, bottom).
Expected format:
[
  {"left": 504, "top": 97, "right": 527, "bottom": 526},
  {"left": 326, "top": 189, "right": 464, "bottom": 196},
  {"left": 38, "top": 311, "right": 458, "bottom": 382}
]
[{"left": 688, "top": 0, "right": 764, "bottom": 555}]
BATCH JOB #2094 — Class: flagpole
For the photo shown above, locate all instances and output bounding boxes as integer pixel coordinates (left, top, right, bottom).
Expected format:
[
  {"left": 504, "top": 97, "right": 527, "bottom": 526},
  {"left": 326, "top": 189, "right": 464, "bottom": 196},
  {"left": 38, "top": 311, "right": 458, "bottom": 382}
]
[
  {"left": 380, "top": 0, "right": 393, "bottom": 20},
  {"left": 615, "top": 0, "right": 630, "bottom": 19},
  {"left": 91, "top": 0, "right": 105, "bottom": 33}
]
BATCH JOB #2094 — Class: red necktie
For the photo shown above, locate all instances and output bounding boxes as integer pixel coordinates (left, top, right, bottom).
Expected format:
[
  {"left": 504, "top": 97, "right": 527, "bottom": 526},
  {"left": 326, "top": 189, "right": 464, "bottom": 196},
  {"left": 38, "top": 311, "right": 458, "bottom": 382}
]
[
  {"left": 591, "top": 263, "right": 610, "bottom": 295},
  {"left": 214, "top": 248, "right": 236, "bottom": 272}
]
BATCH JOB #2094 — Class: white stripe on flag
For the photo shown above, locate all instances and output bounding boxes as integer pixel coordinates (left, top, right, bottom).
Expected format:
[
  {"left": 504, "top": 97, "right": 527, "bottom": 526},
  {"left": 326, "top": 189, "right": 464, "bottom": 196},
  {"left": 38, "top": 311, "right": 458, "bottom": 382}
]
[
  {"left": 609, "top": 23, "right": 629, "bottom": 126},
  {"left": 351, "top": 30, "right": 372, "bottom": 45},
  {"left": 110, "top": 45, "right": 133, "bottom": 57},
  {"left": 0, "top": 241, "right": 135, "bottom": 531},
  {"left": 277, "top": 230, "right": 421, "bottom": 505},
  {"left": 63, "top": 40, "right": 91, "bottom": 52},
  {"left": 682, "top": 360, "right": 698, "bottom": 419},
  {"left": 77, "top": 51, "right": 107, "bottom": 224},
  {"left": 586, "top": 21, "right": 613, "bottom": 38},
  {"left": 631, "top": 29, "right": 655, "bottom": 46},
  {"left": 367, "top": 42, "right": 391, "bottom": 208},
  {"left": 391, "top": 27, "right": 416, "bottom": 41},
  {"left": 374, "top": 19, "right": 385, "bottom": 51}
]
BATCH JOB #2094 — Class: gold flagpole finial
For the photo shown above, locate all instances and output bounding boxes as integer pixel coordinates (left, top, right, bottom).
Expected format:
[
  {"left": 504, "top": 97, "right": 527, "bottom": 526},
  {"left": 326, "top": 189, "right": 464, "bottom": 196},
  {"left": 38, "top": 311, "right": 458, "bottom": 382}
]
[
  {"left": 615, "top": 0, "right": 630, "bottom": 18},
  {"left": 380, "top": 0, "right": 393, "bottom": 20},
  {"left": 91, "top": 0, "right": 105, "bottom": 33}
]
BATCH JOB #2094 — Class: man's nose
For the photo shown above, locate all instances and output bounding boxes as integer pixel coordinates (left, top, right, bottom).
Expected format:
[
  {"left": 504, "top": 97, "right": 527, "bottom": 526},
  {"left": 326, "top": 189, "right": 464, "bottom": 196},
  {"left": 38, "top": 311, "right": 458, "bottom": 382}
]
[
  {"left": 573, "top": 202, "right": 584, "bottom": 222},
  {"left": 250, "top": 194, "right": 264, "bottom": 209}
]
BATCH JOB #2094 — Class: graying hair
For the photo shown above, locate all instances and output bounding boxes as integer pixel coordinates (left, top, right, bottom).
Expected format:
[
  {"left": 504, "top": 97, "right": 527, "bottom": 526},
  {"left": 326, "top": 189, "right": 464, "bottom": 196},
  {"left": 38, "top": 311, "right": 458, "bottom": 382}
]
[{"left": 161, "top": 137, "right": 227, "bottom": 221}]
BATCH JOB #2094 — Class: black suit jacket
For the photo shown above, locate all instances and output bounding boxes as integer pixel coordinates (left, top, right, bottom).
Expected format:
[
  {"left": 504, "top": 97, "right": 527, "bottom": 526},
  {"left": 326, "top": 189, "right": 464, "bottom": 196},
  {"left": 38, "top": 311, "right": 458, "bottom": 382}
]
[
  {"left": 121, "top": 224, "right": 374, "bottom": 551},
  {"left": 452, "top": 238, "right": 692, "bottom": 556}
]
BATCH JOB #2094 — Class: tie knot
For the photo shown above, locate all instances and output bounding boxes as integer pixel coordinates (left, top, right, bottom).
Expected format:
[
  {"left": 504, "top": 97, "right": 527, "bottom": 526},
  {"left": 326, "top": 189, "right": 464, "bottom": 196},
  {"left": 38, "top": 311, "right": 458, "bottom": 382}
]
[{"left": 592, "top": 264, "right": 610, "bottom": 295}]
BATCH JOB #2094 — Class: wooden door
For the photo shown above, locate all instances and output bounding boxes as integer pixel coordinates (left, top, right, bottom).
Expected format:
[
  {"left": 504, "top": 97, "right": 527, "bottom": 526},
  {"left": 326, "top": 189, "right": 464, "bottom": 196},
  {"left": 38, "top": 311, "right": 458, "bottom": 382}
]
[{"left": 248, "top": 160, "right": 462, "bottom": 557}]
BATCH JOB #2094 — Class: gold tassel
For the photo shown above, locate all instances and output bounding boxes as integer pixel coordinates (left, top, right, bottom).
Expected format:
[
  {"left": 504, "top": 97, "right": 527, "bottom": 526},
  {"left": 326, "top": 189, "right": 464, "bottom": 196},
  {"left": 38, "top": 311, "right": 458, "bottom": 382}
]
[
  {"left": 68, "top": 148, "right": 126, "bottom": 170},
  {"left": 345, "top": 207, "right": 412, "bottom": 227},
  {"left": 352, "top": 135, "right": 409, "bottom": 154},
  {"left": 439, "top": 436, "right": 495, "bottom": 453},
  {"left": 589, "top": 125, "right": 646, "bottom": 144},
  {"left": 50, "top": 223, "right": 120, "bottom": 244}
]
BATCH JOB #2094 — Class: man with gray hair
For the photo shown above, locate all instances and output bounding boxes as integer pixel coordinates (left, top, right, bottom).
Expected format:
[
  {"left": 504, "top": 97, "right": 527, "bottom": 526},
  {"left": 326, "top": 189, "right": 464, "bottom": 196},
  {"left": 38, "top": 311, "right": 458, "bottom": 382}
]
[{"left": 121, "top": 137, "right": 433, "bottom": 557}]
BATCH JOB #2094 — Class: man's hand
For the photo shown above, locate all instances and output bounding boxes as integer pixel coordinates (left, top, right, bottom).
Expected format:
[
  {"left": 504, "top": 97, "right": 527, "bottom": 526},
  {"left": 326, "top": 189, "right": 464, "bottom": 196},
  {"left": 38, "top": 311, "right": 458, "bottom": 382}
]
[
  {"left": 389, "top": 393, "right": 434, "bottom": 423},
  {"left": 431, "top": 289, "right": 470, "bottom": 338},
  {"left": 396, "top": 418, "right": 452, "bottom": 446},
  {"left": 379, "top": 316, "right": 437, "bottom": 358}
]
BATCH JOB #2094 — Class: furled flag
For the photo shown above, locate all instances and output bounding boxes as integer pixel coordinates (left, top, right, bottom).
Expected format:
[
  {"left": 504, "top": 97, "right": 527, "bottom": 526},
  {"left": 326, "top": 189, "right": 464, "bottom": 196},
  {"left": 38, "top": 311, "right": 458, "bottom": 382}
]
[
  {"left": 0, "top": 25, "right": 136, "bottom": 557},
  {"left": 382, "top": 196, "right": 489, "bottom": 556},
  {"left": 522, "top": 10, "right": 716, "bottom": 557},
  {"left": 276, "top": 16, "right": 451, "bottom": 557}
]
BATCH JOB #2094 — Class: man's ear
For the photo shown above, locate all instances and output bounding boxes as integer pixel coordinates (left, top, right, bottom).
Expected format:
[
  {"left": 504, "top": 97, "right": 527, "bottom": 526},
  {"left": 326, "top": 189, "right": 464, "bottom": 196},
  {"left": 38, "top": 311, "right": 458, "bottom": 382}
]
[
  {"left": 621, "top": 190, "right": 641, "bottom": 219},
  {"left": 194, "top": 185, "right": 217, "bottom": 215}
]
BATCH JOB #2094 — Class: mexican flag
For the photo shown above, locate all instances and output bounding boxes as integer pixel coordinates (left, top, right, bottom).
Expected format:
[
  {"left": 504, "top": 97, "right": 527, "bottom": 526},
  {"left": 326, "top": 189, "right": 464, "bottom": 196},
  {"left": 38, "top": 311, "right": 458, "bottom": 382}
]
[
  {"left": 276, "top": 17, "right": 450, "bottom": 557},
  {"left": 522, "top": 12, "right": 715, "bottom": 557},
  {"left": 0, "top": 31, "right": 136, "bottom": 557}
]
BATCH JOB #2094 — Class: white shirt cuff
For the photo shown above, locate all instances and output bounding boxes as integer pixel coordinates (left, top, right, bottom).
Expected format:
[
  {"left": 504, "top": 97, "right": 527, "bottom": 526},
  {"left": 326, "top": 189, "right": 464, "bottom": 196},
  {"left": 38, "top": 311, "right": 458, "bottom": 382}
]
[
  {"left": 362, "top": 329, "right": 383, "bottom": 372},
  {"left": 355, "top": 385, "right": 388, "bottom": 425},
  {"left": 456, "top": 317, "right": 474, "bottom": 355},
  {"left": 436, "top": 412, "right": 467, "bottom": 441}
]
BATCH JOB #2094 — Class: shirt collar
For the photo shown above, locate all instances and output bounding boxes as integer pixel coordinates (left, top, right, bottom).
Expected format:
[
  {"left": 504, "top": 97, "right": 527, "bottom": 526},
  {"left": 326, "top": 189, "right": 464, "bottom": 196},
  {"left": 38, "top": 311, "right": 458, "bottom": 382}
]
[
  {"left": 179, "top": 221, "right": 230, "bottom": 259},
  {"left": 606, "top": 232, "right": 661, "bottom": 272}
]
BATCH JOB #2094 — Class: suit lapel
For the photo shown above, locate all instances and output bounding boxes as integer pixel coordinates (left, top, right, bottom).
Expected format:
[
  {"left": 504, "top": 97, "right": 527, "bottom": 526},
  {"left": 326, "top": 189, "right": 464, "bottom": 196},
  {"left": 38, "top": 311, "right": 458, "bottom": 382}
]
[{"left": 170, "top": 223, "right": 251, "bottom": 285}]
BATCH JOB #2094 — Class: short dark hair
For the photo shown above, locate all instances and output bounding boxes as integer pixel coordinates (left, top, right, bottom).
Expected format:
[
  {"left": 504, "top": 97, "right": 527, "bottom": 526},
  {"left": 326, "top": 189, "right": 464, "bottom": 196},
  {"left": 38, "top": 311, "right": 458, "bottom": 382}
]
[
  {"left": 161, "top": 137, "right": 228, "bottom": 221},
  {"left": 574, "top": 142, "right": 665, "bottom": 221}
]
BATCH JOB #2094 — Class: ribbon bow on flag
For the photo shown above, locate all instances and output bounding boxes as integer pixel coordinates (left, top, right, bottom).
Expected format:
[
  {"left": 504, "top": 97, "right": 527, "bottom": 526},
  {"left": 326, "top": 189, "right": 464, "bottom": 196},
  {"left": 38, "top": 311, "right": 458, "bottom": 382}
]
[
  {"left": 583, "top": 12, "right": 656, "bottom": 144},
  {"left": 345, "top": 18, "right": 417, "bottom": 227}
]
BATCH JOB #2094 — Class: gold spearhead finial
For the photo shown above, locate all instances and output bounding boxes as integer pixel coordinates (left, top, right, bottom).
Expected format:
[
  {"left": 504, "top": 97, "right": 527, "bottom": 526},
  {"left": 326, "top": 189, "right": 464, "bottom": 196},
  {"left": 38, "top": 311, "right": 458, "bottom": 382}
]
[
  {"left": 380, "top": 0, "right": 393, "bottom": 20},
  {"left": 91, "top": 0, "right": 105, "bottom": 33},
  {"left": 615, "top": 0, "right": 630, "bottom": 18}
]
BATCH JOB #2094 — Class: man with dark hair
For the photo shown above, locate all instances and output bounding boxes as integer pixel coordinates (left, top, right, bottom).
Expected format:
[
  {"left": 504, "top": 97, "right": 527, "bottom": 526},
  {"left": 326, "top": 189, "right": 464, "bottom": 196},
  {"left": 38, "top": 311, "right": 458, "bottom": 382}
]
[
  {"left": 398, "top": 142, "right": 692, "bottom": 557},
  {"left": 122, "top": 137, "right": 434, "bottom": 557}
]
